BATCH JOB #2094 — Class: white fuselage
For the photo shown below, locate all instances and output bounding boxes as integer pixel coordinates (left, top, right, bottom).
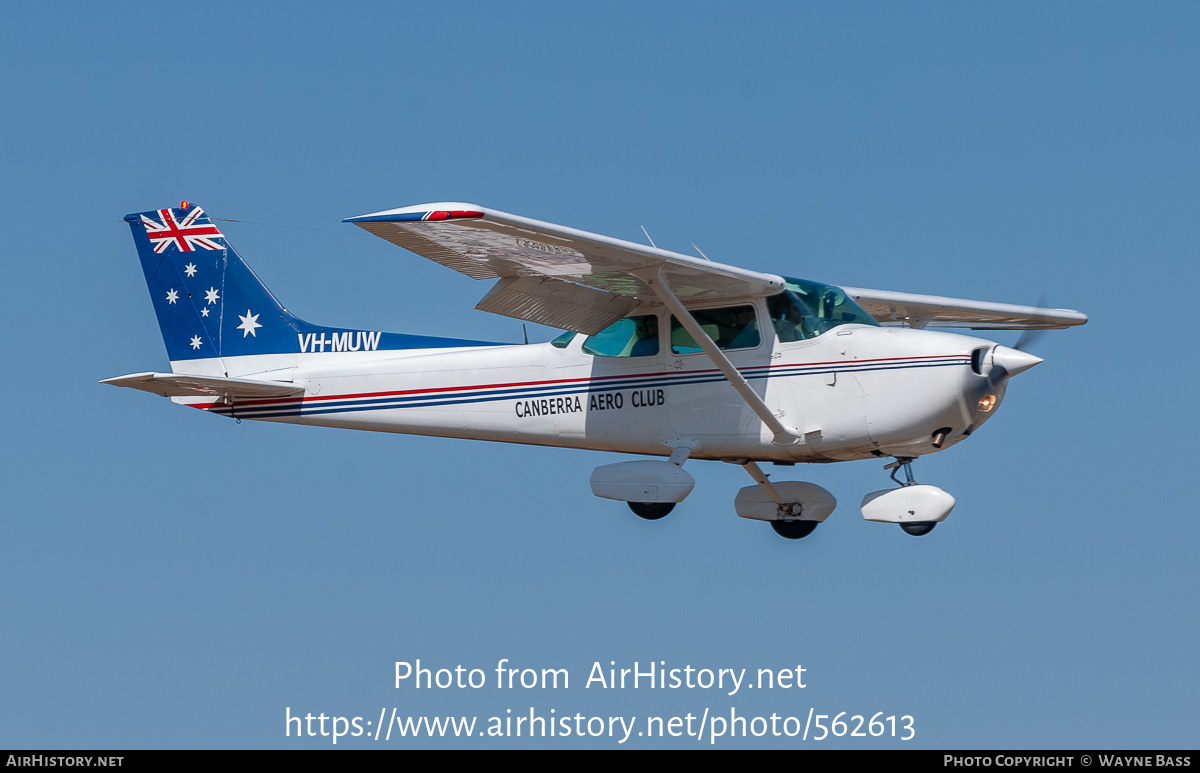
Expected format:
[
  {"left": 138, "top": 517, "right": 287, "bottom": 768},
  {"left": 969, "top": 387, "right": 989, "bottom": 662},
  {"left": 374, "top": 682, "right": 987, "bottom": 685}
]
[{"left": 180, "top": 323, "right": 1005, "bottom": 464}]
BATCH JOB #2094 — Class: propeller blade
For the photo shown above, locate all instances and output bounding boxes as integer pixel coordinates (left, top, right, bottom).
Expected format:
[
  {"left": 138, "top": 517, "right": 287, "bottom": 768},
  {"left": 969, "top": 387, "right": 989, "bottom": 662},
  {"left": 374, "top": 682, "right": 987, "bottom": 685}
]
[
  {"left": 1014, "top": 327, "right": 1046, "bottom": 352},
  {"left": 1014, "top": 295, "right": 1049, "bottom": 351}
]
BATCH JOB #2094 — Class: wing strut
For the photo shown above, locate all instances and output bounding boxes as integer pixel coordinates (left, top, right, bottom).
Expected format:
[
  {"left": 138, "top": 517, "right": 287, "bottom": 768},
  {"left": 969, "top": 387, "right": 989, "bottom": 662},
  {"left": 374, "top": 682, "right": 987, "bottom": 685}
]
[{"left": 638, "top": 268, "right": 800, "bottom": 446}]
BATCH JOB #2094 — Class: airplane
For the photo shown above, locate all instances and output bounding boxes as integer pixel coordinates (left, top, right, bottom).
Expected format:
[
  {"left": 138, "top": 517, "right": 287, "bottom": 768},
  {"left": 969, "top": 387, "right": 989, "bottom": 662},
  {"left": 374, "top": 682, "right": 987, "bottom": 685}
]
[{"left": 104, "top": 201, "right": 1086, "bottom": 539}]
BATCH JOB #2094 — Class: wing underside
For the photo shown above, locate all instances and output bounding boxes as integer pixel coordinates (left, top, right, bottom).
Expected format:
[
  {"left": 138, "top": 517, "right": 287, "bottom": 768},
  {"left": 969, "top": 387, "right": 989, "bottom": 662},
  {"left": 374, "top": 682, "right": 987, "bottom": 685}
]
[
  {"left": 840, "top": 286, "right": 1088, "bottom": 330},
  {"left": 346, "top": 202, "right": 1086, "bottom": 334},
  {"left": 346, "top": 203, "right": 784, "bottom": 334}
]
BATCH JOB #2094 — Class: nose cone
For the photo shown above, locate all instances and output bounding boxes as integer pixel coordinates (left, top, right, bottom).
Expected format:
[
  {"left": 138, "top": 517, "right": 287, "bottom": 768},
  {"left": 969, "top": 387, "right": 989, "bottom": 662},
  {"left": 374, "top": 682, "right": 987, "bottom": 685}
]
[{"left": 991, "top": 345, "right": 1043, "bottom": 378}]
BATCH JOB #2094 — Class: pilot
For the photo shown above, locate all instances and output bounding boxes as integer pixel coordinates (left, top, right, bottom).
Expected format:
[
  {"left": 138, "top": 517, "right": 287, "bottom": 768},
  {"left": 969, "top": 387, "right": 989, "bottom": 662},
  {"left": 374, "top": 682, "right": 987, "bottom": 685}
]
[
  {"left": 630, "top": 316, "right": 659, "bottom": 357},
  {"left": 772, "top": 304, "right": 806, "bottom": 343}
]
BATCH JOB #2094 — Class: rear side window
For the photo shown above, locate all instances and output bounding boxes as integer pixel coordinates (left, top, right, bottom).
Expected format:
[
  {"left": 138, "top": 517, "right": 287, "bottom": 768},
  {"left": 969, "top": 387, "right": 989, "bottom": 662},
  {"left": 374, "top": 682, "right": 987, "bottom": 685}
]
[
  {"left": 582, "top": 315, "right": 660, "bottom": 357},
  {"left": 550, "top": 331, "right": 577, "bottom": 348},
  {"left": 669, "top": 305, "right": 760, "bottom": 354}
]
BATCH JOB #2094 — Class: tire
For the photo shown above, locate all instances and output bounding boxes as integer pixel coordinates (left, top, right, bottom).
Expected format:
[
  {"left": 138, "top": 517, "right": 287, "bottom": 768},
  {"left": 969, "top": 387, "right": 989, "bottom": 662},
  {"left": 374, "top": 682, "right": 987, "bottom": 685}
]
[
  {"left": 770, "top": 519, "right": 818, "bottom": 540},
  {"left": 628, "top": 501, "right": 675, "bottom": 520},
  {"left": 899, "top": 521, "right": 937, "bottom": 536}
]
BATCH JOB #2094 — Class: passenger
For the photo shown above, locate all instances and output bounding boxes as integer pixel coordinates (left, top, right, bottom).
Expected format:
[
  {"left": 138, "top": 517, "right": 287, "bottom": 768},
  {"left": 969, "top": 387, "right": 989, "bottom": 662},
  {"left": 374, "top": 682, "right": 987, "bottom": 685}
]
[
  {"left": 728, "top": 307, "right": 761, "bottom": 349},
  {"left": 630, "top": 316, "right": 659, "bottom": 356}
]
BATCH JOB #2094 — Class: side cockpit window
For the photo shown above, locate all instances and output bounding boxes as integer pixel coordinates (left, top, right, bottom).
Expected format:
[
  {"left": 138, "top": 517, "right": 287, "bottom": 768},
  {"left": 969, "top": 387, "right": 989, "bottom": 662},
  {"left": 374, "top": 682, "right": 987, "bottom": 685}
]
[{"left": 768, "top": 278, "right": 879, "bottom": 342}]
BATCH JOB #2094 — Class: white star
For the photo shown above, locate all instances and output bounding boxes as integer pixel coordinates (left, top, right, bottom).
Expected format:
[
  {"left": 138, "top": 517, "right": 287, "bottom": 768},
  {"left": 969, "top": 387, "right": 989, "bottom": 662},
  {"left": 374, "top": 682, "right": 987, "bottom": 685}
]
[
  {"left": 184, "top": 263, "right": 197, "bottom": 277},
  {"left": 237, "top": 309, "right": 262, "bottom": 338},
  {"left": 205, "top": 287, "right": 220, "bottom": 305},
  {"left": 190, "top": 335, "right": 203, "bottom": 350},
  {"left": 166, "top": 289, "right": 179, "bottom": 304},
  {"left": 200, "top": 307, "right": 210, "bottom": 317}
]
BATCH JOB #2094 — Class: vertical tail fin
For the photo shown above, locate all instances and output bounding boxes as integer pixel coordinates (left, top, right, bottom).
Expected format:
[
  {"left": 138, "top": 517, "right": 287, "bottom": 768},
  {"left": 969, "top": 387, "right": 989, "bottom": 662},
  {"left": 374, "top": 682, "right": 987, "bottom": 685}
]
[
  {"left": 125, "top": 204, "right": 303, "bottom": 368},
  {"left": 125, "top": 203, "right": 499, "bottom": 374}
]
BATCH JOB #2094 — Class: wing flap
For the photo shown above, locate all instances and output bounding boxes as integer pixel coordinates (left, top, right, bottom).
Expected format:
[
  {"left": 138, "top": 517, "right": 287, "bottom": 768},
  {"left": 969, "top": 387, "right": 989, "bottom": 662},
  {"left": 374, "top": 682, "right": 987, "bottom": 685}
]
[
  {"left": 475, "top": 276, "right": 641, "bottom": 335},
  {"left": 101, "top": 372, "right": 305, "bottom": 400},
  {"left": 841, "top": 286, "right": 1089, "bottom": 330}
]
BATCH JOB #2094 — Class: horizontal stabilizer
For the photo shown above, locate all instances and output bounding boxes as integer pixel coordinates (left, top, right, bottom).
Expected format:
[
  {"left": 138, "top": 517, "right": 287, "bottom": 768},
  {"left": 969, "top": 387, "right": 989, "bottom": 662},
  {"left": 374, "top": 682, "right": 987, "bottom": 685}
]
[{"left": 101, "top": 372, "right": 304, "bottom": 400}]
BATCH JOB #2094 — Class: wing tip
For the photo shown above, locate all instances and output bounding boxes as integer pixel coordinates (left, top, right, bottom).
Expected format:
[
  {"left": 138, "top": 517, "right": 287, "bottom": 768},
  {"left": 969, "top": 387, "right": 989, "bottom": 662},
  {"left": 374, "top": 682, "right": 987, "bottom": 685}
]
[{"left": 344, "top": 203, "right": 487, "bottom": 224}]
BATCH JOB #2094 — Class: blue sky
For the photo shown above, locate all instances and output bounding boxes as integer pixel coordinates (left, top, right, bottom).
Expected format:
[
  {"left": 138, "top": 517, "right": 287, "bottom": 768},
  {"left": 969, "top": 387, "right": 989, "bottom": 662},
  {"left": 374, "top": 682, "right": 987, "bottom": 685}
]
[{"left": 1, "top": 1, "right": 1196, "bottom": 749}]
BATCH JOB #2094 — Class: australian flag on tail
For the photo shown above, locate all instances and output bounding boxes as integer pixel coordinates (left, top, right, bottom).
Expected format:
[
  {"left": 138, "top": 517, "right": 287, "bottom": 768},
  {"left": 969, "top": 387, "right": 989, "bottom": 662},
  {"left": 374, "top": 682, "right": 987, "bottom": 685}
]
[{"left": 124, "top": 203, "right": 498, "bottom": 366}]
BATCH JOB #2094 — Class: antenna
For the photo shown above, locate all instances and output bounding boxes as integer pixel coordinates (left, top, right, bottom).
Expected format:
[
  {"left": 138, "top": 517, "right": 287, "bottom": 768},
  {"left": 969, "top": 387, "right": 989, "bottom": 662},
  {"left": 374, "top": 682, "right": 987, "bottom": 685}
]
[
  {"left": 639, "top": 225, "right": 658, "bottom": 249},
  {"left": 522, "top": 324, "right": 529, "bottom": 345},
  {"left": 691, "top": 243, "right": 712, "bottom": 261}
]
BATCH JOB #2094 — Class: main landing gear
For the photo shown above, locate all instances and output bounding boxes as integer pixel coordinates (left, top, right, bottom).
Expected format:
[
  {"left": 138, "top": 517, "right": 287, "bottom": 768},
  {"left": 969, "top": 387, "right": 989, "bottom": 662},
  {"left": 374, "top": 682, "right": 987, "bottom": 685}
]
[
  {"left": 731, "top": 460, "right": 836, "bottom": 541},
  {"left": 591, "top": 443, "right": 697, "bottom": 521}
]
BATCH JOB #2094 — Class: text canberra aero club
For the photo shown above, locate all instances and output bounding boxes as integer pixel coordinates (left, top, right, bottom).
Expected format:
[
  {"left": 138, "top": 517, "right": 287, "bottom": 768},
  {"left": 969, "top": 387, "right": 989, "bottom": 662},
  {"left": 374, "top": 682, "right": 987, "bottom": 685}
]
[{"left": 514, "top": 388, "right": 665, "bottom": 419}]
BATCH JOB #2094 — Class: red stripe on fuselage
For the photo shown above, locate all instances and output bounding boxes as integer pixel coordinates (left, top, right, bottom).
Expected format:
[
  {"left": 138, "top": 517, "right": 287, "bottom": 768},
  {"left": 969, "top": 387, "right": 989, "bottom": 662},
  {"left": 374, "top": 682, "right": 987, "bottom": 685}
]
[{"left": 188, "top": 354, "right": 968, "bottom": 411}]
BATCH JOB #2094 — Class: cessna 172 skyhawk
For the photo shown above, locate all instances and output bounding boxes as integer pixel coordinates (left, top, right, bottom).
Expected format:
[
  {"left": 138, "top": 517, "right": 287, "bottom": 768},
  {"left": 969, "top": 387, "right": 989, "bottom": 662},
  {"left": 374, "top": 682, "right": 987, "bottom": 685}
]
[{"left": 104, "top": 202, "right": 1086, "bottom": 539}]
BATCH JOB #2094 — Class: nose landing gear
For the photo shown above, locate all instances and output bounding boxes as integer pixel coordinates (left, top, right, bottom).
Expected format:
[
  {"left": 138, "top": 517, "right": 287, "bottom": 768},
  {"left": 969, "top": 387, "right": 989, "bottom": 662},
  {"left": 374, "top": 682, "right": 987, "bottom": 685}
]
[
  {"left": 860, "top": 457, "right": 955, "bottom": 536},
  {"left": 886, "top": 456, "right": 919, "bottom": 488},
  {"left": 886, "top": 458, "right": 938, "bottom": 537}
]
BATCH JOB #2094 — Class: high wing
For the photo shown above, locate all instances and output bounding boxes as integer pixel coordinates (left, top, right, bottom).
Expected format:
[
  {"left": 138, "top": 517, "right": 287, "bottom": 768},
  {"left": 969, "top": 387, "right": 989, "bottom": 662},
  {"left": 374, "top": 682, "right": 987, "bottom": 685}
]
[
  {"left": 346, "top": 202, "right": 1086, "bottom": 334},
  {"left": 345, "top": 203, "right": 784, "bottom": 335},
  {"left": 840, "top": 287, "right": 1088, "bottom": 330},
  {"left": 101, "top": 372, "right": 304, "bottom": 400}
]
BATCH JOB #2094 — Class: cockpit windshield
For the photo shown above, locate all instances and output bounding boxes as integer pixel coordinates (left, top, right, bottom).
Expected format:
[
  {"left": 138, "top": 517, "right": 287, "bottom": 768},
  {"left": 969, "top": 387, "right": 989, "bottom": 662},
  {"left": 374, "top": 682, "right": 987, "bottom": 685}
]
[{"left": 766, "top": 277, "right": 878, "bottom": 342}]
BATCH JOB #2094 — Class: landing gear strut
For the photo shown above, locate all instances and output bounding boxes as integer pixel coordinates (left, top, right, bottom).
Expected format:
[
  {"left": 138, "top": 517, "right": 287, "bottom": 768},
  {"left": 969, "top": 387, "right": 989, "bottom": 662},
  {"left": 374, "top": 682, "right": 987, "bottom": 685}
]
[{"left": 886, "top": 456, "right": 918, "bottom": 487}]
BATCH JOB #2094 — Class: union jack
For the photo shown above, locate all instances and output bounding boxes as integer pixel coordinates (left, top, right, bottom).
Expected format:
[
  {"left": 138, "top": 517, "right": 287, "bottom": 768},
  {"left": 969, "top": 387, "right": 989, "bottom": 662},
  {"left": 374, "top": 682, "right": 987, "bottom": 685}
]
[{"left": 141, "top": 207, "right": 225, "bottom": 253}]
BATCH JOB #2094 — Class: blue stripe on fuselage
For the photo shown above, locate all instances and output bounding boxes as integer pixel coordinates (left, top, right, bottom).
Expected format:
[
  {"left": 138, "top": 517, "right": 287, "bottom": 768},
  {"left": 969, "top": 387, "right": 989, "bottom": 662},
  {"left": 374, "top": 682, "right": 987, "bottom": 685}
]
[{"left": 206, "top": 357, "right": 969, "bottom": 420}]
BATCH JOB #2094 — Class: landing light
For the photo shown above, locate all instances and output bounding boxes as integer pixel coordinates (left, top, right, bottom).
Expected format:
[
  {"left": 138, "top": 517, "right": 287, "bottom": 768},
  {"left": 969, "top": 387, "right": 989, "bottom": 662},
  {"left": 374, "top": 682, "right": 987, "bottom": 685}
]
[{"left": 977, "top": 394, "right": 997, "bottom": 413}]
